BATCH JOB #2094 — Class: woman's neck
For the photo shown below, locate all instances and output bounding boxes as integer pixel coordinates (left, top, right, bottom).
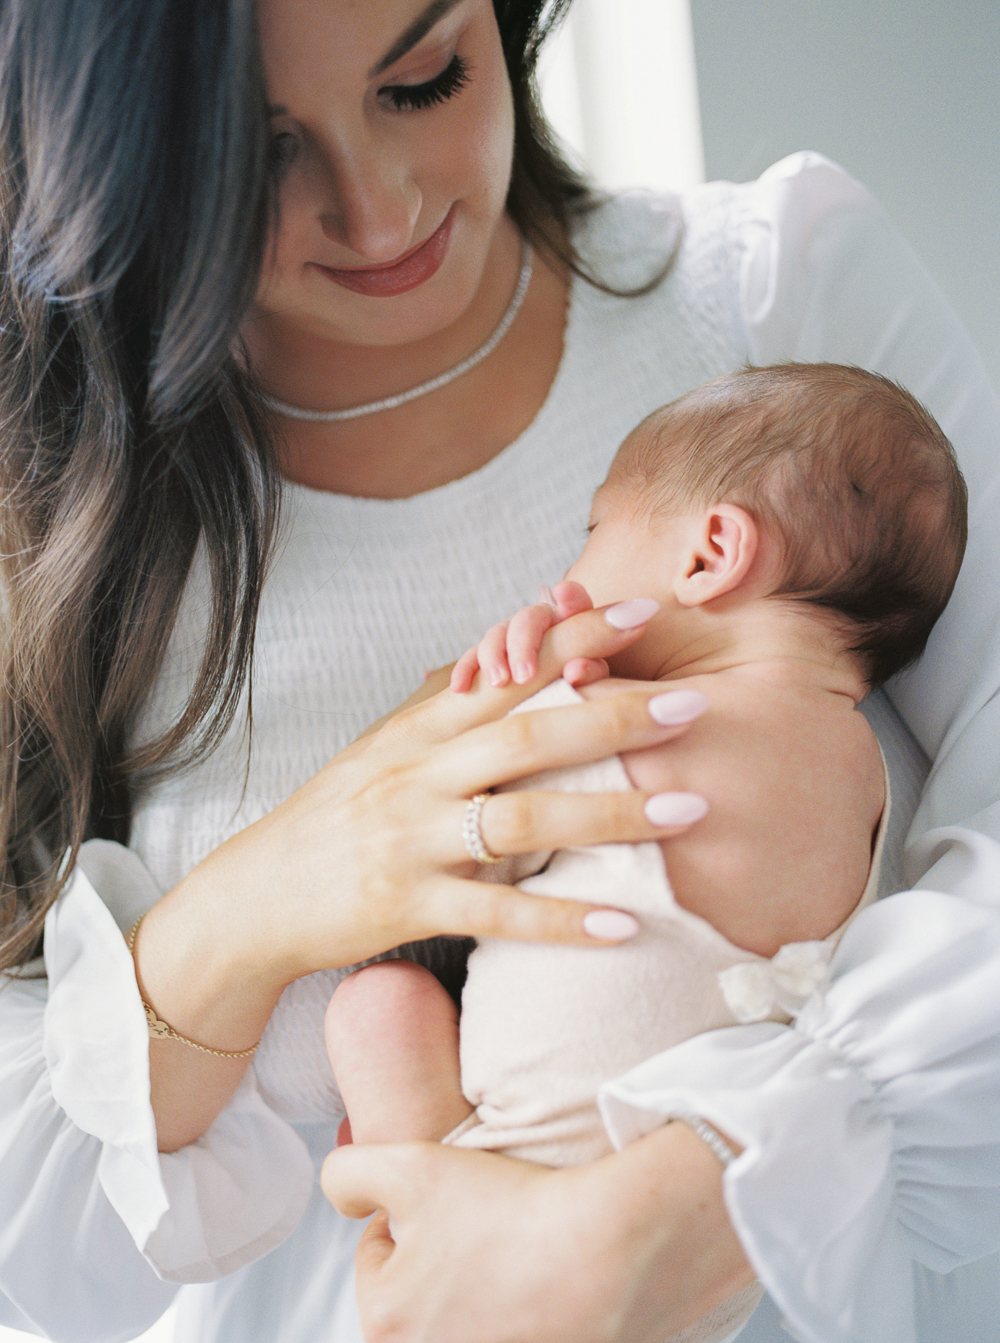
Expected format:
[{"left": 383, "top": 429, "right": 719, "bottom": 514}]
[{"left": 244, "top": 225, "right": 570, "bottom": 499}]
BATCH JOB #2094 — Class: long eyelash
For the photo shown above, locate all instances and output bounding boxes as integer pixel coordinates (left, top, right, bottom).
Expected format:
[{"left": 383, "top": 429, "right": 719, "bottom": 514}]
[
  {"left": 268, "top": 131, "right": 299, "bottom": 176},
  {"left": 383, "top": 54, "right": 471, "bottom": 112}
]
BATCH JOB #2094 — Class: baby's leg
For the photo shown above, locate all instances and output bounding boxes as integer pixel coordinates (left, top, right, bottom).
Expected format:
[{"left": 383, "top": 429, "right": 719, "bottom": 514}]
[{"left": 326, "top": 960, "right": 473, "bottom": 1145}]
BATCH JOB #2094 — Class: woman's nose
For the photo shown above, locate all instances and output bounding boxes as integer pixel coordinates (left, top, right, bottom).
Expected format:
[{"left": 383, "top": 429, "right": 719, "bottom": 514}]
[{"left": 317, "top": 135, "right": 423, "bottom": 262}]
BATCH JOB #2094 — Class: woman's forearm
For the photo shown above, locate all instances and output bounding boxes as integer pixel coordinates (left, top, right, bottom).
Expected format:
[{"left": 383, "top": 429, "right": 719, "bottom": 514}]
[
  {"left": 132, "top": 850, "right": 290, "bottom": 1152},
  {"left": 592, "top": 1121, "right": 755, "bottom": 1336}
]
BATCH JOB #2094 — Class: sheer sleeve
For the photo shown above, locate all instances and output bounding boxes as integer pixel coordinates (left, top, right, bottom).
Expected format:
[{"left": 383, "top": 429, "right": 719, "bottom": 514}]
[
  {"left": 0, "top": 840, "right": 314, "bottom": 1341},
  {"left": 599, "top": 153, "right": 1000, "bottom": 1343}
]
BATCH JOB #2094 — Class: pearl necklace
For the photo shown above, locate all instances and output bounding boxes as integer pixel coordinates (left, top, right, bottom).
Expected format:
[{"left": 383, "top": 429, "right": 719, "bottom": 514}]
[{"left": 262, "top": 240, "right": 533, "bottom": 423}]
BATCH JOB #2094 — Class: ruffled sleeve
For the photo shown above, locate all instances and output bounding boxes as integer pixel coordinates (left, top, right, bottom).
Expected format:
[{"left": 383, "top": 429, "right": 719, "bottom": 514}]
[
  {"left": 0, "top": 839, "right": 314, "bottom": 1340},
  {"left": 601, "top": 881, "right": 1000, "bottom": 1343},
  {"left": 599, "top": 153, "right": 1000, "bottom": 1343}
]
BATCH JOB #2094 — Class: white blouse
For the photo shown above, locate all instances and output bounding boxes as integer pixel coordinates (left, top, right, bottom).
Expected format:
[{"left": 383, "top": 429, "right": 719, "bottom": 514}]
[{"left": 3, "top": 153, "right": 1000, "bottom": 1343}]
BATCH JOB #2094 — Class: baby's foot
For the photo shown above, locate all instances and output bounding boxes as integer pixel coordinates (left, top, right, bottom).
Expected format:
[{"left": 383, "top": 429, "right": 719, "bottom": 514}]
[{"left": 326, "top": 959, "right": 472, "bottom": 1145}]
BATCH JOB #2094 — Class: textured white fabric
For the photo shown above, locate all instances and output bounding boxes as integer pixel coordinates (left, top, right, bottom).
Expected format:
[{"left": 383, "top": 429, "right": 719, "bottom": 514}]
[
  {"left": 45, "top": 853, "right": 317, "bottom": 1284},
  {"left": 1, "top": 153, "right": 999, "bottom": 1343}
]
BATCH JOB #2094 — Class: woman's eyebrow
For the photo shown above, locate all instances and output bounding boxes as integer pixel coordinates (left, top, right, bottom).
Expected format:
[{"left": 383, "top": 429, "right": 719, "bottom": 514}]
[{"left": 368, "top": 0, "right": 465, "bottom": 77}]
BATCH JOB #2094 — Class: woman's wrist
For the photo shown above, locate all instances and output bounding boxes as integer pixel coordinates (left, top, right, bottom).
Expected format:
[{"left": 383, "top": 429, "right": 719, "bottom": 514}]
[
  {"left": 136, "top": 855, "right": 290, "bottom": 1057},
  {"left": 126, "top": 915, "right": 263, "bottom": 1059},
  {"left": 601, "top": 1122, "right": 755, "bottom": 1330},
  {"left": 131, "top": 856, "right": 291, "bottom": 1152}
]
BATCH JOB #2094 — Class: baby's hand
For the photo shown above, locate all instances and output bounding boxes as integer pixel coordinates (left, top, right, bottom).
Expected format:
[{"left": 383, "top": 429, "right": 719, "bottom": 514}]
[{"left": 450, "top": 581, "right": 610, "bottom": 693}]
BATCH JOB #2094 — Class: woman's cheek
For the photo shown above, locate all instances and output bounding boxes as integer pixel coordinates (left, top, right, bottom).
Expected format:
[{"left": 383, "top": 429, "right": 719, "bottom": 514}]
[{"left": 450, "top": 20, "right": 516, "bottom": 217}]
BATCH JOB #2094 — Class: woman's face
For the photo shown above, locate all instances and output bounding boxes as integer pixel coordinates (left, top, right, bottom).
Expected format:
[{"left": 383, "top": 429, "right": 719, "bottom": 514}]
[{"left": 254, "top": 0, "right": 516, "bottom": 349}]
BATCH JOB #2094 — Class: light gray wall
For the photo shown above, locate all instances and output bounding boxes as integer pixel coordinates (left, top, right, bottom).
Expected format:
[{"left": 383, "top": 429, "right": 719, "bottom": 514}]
[{"left": 689, "top": 0, "right": 1000, "bottom": 393}]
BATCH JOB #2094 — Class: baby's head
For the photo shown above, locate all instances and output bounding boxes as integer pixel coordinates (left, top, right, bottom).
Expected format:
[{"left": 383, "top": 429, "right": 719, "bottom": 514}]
[{"left": 571, "top": 363, "right": 967, "bottom": 689}]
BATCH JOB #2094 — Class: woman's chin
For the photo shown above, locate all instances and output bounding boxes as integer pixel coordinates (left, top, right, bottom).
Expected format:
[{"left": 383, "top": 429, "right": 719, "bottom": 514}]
[{"left": 260, "top": 272, "right": 484, "bottom": 353}]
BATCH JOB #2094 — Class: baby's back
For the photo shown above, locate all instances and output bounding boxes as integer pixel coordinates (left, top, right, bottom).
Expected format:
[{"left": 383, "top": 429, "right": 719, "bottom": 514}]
[{"left": 588, "top": 671, "right": 886, "bottom": 956}]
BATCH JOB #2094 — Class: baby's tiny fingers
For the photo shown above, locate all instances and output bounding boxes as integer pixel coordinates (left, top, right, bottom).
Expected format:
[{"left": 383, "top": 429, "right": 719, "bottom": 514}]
[
  {"left": 450, "top": 647, "right": 481, "bottom": 693},
  {"left": 531, "top": 603, "right": 658, "bottom": 683},
  {"left": 479, "top": 622, "right": 513, "bottom": 687},
  {"left": 562, "top": 657, "right": 608, "bottom": 687},
  {"left": 507, "top": 605, "right": 557, "bottom": 684},
  {"left": 416, "top": 612, "right": 675, "bottom": 742},
  {"left": 549, "top": 580, "right": 593, "bottom": 619}
]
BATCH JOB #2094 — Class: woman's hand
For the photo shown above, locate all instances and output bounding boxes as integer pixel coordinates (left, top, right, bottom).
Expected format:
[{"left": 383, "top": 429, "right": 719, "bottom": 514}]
[
  {"left": 162, "top": 599, "right": 708, "bottom": 982},
  {"left": 134, "top": 600, "right": 709, "bottom": 1149},
  {"left": 322, "top": 1123, "right": 755, "bottom": 1343}
]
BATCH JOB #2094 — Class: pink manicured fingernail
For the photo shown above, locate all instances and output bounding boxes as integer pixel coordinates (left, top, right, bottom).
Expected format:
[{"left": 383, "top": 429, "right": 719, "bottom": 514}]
[
  {"left": 644, "top": 793, "right": 709, "bottom": 826},
  {"left": 605, "top": 598, "right": 659, "bottom": 630},
  {"left": 647, "top": 690, "right": 709, "bottom": 725},
  {"left": 537, "top": 584, "right": 557, "bottom": 608},
  {"left": 583, "top": 909, "right": 641, "bottom": 941}
]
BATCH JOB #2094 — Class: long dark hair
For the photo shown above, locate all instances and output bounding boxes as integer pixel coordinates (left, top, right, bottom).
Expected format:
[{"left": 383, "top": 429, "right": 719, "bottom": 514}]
[
  {"left": 0, "top": 0, "right": 606, "bottom": 972},
  {"left": 495, "top": 0, "right": 599, "bottom": 272}
]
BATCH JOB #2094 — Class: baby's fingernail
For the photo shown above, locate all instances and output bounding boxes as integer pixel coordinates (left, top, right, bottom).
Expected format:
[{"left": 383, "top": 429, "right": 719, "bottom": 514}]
[
  {"left": 513, "top": 663, "right": 533, "bottom": 683},
  {"left": 604, "top": 598, "right": 659, "bottom": 630},
  {"left": 583, "top": 909, "right": 640, "bottom": 941},
  {"left": 648, "top": 690, "right": 709, "bottom": 725},
  {"left": 488, "top": 667, "right": 508, "bottom": 687},
  {"left": 537, "top": 584, "right": 557, "bottom": 608},
  {"left": 644, "top": 792, "right": 709, "bottom": 826}
]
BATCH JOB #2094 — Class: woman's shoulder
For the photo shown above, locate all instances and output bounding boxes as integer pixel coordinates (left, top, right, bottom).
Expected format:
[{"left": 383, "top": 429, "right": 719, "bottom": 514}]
[
  {"left": 571, "top": 190, "right": 684, "bottom": 289},
  {"left": 574, "top": 152, "right": 878, "bottom": 293},
  {"left": 686, "top": 151, "right": 876, "bottom": 238}
]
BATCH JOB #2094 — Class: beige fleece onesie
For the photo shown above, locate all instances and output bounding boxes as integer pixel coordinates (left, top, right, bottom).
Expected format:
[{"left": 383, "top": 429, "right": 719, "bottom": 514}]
[{"left": 447, "top": 680, "right": 888, "bottom": 1343}]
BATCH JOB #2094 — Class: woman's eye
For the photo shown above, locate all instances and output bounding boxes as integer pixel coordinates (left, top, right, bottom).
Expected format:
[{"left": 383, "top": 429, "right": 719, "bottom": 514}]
[
  {"left": 268, "top": 132, "right": 299, "bottom": 175},
  {"left": 380, "top": 54, "right": 471, "bottom": 112}
]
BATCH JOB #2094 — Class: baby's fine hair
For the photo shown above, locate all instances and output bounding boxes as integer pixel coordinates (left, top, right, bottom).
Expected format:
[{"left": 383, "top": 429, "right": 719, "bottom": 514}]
[{"left": 621, "top": 363, "right": 968, "bottom": 688}]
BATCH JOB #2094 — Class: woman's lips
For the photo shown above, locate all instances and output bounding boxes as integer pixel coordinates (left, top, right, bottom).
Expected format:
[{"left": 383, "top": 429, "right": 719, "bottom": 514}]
[{"left": 312, "top": 211, "right": 454, "bottom": 298}]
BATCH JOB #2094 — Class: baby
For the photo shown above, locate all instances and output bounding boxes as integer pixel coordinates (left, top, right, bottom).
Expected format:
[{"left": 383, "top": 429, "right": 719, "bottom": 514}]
[{"left": 326, "top": 364, "right": 967, "bottom": 1343}]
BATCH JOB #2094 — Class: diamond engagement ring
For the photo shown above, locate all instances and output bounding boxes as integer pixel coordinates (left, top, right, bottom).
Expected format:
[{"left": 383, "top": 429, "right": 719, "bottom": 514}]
[{"left": 462, "top": 793, "right": 503, "bottom": 864}]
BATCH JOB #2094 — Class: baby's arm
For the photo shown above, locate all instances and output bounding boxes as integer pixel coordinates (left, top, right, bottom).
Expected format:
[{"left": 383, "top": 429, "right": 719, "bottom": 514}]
[{"left": 450, "top": 581, "right": 608, "bottom": 691}]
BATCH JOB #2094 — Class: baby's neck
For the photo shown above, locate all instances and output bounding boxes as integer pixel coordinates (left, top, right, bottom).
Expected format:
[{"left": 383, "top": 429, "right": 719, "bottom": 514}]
[{"left": 640, "top": 602, "right": 867, "bottom": 703}]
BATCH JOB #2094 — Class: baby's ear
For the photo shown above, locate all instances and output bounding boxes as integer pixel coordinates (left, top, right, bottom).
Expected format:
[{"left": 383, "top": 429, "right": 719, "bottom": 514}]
[{"left": 674, "top": 504, "right": 759, "bottom": 607}]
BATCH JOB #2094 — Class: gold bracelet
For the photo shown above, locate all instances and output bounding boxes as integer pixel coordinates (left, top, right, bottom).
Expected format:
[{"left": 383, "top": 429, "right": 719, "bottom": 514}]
[{"left": 125, "top": 917, "right": 260, "bottom": 1060}]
